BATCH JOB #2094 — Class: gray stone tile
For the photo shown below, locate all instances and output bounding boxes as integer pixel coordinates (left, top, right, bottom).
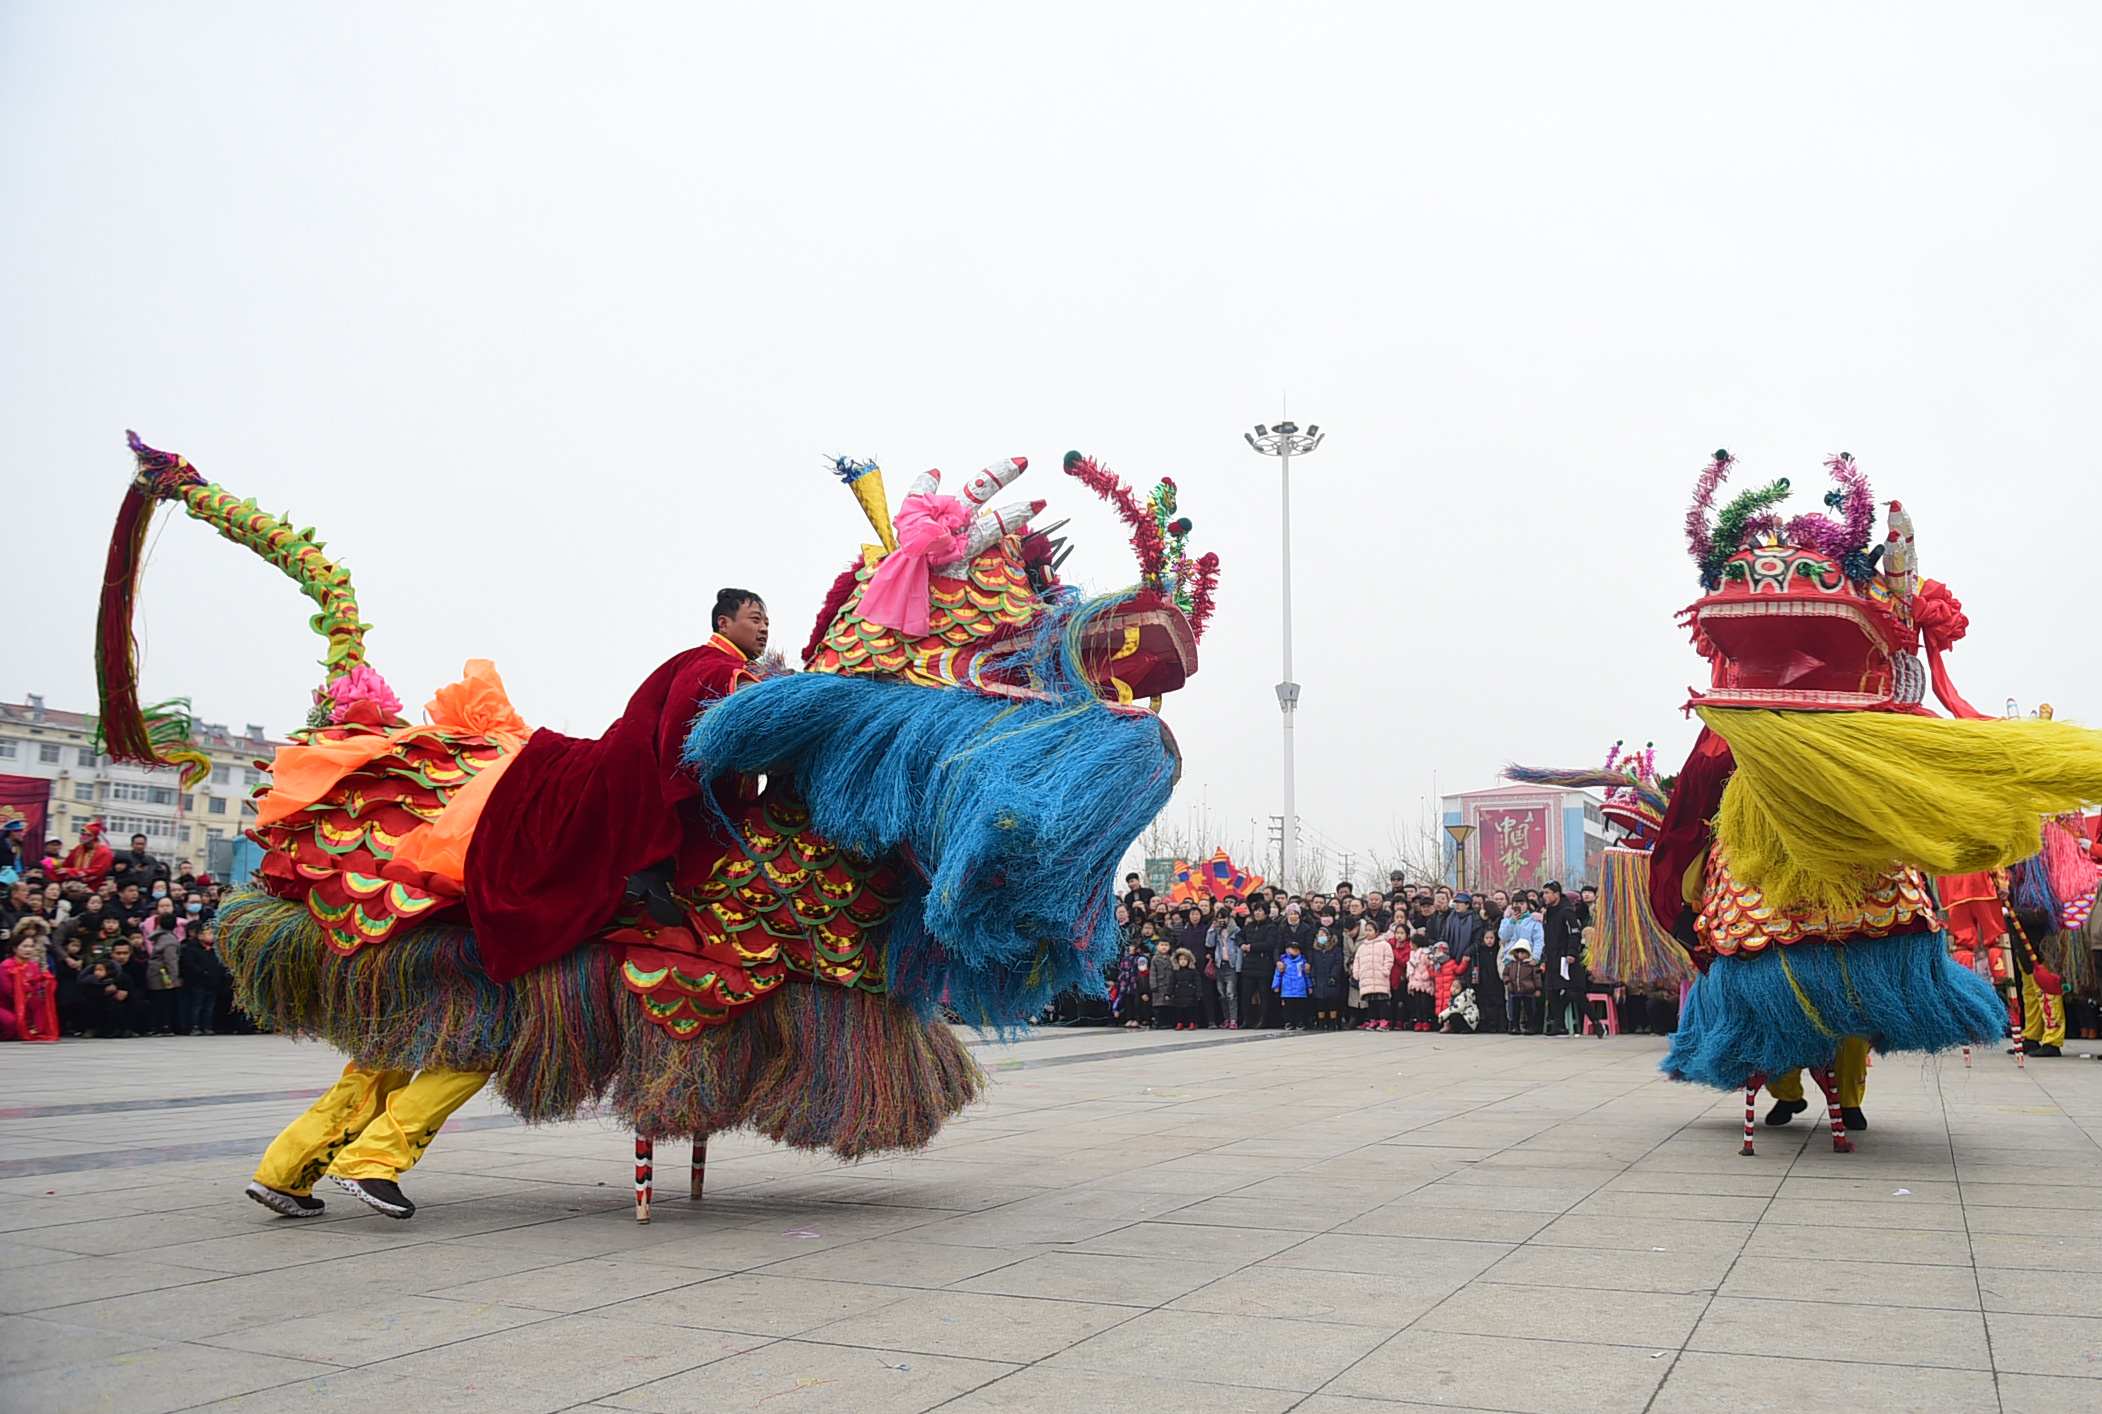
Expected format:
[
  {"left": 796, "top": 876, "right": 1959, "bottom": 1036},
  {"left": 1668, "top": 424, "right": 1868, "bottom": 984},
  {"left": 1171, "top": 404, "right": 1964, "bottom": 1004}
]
[
  {"left": 1481, "top": 1243, "right": 1732, "bottom": 1295},
  {"left": 600, "top": 1272, "right": 912, "bottom": 1337},
  {"left": 1168, "top": 1265, "right": 1461, "bottom": 1326},
  {"left": 1260, "top": 1233, "right": 1513, "bottom": 1281},
  {"left": 1738, "top": 1220, "right": 1973, "bottom": 1265},
  {"left": 941, "top": 1367, "right": 1302, "bottom": 1413},
  {"left": 1984, "top": 1310, "right": 2102, "bottom": 1378},
  {"left": 759, "top": 1237, "right": 1040, "bottom": 1289},
  {"left": 208, "top": 1291, "right": 555, "bottom": 1365},
  {"left": 1995, "top": 1373, "right": 2102, "bottom": 1413},
  {"left": 1718, "top": 1255, "right": 1981, "bottom": 1309},
  {"left": 1970, "top": 1231, "right": 2102, "bottom": 1271},
  {"left": 1333, "top": 1202, "right": 1554, "bottom": 1243},
  {"left": 0, "top": 1311, "right": 172, "bottom": 1375},
  {"left": 1526, "top": 1212, "right": 1753, "bottom": 1256},
  {"left": 599, "top": 1337, "right": 1013, "bottom": 1412},
  {"left": 1413, "top": 1283, "right": 1710, "bottom": 1347},
  {"left": 1649, "top": 1351, "right": 1999, "bottom": 1413},
  {"left": 186, "top": 1367, "right": 431, "bottom": 1411},
  {"left": 426, "top": 1255, "right": 721, "bottom": 1313},
  {"left": 952, "top": 1250, "right": 1235, "bottom": 1307},
  {"left": 801, "top": 1287, "right": 1134, "bottom": 1362},
  {"left": 0, "top": 1340, "right": 330, "bottom": 1414},
  {"left": 1043, "top": 1308, "right": 1389, "bottom": 1390},
  {"left": 1326, "top": 1330, "right": 1671, "bottom": 1411},
  {"left": 1977, "top": 1265, "right": 2102, "bottom": 1317},
  {"left": 1689, "top": 1296, "right": 1991, "bottom": 1368},
  {"left": 366, "top": 1310, "right": 752, "bottom": 1410},
  {"left": 1072, "top": 1220, "right": 1309, "bottom": 1262},
  {"left": 1563, "top": 1188, "right": 1771, "bottom": 1223},
  {"left": 0, "top": 1255, "right": 208, "bottom": 1314}
]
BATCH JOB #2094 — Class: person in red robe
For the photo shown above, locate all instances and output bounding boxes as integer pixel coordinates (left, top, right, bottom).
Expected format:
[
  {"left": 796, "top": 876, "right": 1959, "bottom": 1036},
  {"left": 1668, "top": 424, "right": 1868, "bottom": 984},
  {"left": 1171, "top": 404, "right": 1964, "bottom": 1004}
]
[
  {"left": 464, "top": 589, "right": 768, "bottom": 983},
  {"left": 2, "top": 922, "right": 61, "bottom": 1043},
  {"left": 55, "top": 821, "right": 114, "bottom": 887}
]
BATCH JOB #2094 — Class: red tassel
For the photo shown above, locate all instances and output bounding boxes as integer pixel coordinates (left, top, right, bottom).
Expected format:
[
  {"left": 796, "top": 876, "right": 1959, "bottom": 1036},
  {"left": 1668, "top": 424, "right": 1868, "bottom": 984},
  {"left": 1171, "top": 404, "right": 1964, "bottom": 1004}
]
[
  {"left": 94, "top": 483, "right": 159, "bottom": 763},
  {"left": 1061, "top": 452, "right": 1166, "bottom": 582},
  {"left": 96, "top": 433, "right": 207, "bottom": 765}
]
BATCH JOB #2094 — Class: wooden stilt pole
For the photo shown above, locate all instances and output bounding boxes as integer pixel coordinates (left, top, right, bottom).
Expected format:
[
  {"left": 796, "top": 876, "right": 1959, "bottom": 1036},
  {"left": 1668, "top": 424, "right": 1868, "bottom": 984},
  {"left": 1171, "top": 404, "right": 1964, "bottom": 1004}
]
[{"left": 690, "top": 1133, "right": 708, "bottom": 1201}]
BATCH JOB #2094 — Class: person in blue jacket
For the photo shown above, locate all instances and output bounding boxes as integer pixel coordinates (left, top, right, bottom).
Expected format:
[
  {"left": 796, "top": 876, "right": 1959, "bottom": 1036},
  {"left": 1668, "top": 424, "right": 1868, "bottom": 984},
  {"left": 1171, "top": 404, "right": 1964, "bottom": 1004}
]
[{"left": 1274, "top": 941, "right": 1313, "bottom": 1031}]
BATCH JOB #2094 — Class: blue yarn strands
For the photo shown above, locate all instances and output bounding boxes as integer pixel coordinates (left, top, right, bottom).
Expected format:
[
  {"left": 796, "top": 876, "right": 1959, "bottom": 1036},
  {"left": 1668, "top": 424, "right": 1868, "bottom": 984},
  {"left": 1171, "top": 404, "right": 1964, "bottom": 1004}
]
[
  {"left": 2008, "top": 853, "right": 2062, "bottom": 922},
  {"left": 686, "top": 592, "right": 1178, "bottom": 1033},
  {"left": 1663, "top": 933, "right": 2004, "bottom": 1089}
]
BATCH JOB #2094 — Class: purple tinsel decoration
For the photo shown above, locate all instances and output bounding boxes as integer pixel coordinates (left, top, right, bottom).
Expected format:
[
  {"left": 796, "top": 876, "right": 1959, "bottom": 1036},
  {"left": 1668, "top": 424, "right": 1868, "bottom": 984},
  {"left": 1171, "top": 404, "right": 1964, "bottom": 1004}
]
[
  {"left": 1740, "top": 511, "right": 1785, "bottom": 544},
  {"left": 1779, "top": 453, "right": 1876, "bottom": 557},
  {"left": 1684, "top": 450, "right": 1732, "bottom": 570}
]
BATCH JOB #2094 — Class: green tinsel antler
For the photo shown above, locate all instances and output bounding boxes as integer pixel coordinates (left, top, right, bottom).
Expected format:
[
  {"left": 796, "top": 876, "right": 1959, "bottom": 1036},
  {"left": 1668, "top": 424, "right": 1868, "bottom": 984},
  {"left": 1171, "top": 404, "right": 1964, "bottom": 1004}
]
[{"left": 1702, "top": 479, "right": 1790, "bottom": 588}]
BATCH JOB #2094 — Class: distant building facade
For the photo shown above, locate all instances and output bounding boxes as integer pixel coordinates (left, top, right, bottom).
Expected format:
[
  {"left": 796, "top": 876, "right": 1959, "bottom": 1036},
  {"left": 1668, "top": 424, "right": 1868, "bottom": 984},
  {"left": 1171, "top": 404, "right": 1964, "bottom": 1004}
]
[
  {"left": 0, "top": 694, "right": 282, "bottom": 866},
  {"left": 1441, "top": 784, "right": 1607, "bottom": 892}
]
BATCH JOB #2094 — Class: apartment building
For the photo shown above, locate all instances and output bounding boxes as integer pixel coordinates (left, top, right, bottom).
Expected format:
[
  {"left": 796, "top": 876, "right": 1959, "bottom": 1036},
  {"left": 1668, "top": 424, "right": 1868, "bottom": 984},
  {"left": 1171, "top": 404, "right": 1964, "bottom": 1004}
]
[{"left": 0, "top": 694, "right": 283, "bottom": 865}]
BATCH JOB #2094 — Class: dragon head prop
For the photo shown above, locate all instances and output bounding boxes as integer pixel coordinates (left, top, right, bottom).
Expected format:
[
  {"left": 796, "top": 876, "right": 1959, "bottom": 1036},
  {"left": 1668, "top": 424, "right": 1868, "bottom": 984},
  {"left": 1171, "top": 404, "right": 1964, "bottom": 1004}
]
[
  {"left": 802, "top": 451, "right": 1212, "bottom": 709},
  {"left": 1680, "top": 450, "right": 1982, "bottom": 718}
]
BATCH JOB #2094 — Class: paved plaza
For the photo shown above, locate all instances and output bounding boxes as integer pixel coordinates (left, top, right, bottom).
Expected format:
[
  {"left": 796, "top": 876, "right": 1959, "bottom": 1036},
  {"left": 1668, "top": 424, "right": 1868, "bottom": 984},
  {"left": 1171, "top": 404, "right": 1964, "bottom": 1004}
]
[{"left": 2, "top": 1027, "right": 2099, "bottom": 1413}]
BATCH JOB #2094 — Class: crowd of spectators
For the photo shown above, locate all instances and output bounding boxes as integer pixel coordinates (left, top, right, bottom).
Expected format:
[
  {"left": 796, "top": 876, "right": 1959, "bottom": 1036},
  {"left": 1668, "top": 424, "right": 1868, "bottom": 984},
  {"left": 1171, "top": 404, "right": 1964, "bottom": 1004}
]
[
  {"left": 4, "top": 832, "right": 1693, "bottom": 1047},
  {"left": 0, "top": 834, "right": 244, "bottom": 1041},
  {"left": 1095, "top": 870, "right": 1684, "bottom": 1038}
]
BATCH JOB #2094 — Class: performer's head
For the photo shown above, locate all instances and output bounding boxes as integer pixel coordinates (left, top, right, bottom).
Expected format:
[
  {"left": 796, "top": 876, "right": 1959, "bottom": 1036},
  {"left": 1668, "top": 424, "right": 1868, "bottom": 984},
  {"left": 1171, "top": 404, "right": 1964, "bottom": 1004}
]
[{"left": 711, "top": 588, "right": 769, "bottom": 659}]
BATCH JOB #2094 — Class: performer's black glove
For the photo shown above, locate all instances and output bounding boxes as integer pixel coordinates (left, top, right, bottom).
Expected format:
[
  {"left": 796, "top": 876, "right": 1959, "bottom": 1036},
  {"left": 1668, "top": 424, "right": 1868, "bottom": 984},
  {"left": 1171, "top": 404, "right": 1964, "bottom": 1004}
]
[{"left": 623, "top": 858, "right": 685, "bottom": 928}]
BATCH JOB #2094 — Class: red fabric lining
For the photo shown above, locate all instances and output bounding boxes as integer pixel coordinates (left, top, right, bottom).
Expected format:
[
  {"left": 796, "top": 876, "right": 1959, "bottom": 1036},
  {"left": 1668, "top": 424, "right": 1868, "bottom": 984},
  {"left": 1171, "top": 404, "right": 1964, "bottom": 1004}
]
[{"left": 464, "top": 638, "right": 752, "bottom": 983}]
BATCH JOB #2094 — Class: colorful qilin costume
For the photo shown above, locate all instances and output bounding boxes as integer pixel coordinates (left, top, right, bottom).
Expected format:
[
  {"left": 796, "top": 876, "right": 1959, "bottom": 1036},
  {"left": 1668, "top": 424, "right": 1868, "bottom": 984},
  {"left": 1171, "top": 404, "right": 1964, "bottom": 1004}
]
[
  {"left": 96, "top": 434, "right": 1215, "bottom": 1216},
  {"left": 1635, "top": 452, "right": 2102, "bottom": 1152}
]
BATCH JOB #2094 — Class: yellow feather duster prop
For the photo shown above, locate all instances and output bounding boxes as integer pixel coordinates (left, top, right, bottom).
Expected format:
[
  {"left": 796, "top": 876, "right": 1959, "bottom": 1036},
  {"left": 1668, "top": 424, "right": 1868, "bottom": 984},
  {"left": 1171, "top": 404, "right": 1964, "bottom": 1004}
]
[{"left": 1697, "top": 707, "right": 2102, "bottom": 912}]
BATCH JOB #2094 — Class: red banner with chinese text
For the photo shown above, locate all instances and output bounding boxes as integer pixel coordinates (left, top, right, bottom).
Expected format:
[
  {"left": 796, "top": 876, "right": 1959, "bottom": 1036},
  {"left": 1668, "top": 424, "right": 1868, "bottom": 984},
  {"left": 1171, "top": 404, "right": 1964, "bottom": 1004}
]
[{"left": 1475, "top": 805, "right": 1549, "bottom": 892}]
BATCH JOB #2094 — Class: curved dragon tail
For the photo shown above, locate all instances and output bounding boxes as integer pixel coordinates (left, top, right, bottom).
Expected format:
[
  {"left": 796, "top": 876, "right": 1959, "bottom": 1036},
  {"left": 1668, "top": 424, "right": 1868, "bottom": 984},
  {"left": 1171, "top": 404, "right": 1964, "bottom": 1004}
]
[{"left": 95, "top": 431, "right": 371, "bottom": 778}]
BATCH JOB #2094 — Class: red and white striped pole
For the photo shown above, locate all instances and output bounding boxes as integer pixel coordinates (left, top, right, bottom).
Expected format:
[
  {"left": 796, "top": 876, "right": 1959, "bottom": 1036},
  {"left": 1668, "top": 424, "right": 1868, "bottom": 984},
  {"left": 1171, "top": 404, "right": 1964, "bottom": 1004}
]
[
  {"left": 635, "top": 1136, "right": 654, "bottom": 1223},
  {"left": 1740, "top": 1075, "right": 1762, "bottom": 1156},
  {"left": 1814, "top": 1068, "right": 1853, "bottom": 1153}
]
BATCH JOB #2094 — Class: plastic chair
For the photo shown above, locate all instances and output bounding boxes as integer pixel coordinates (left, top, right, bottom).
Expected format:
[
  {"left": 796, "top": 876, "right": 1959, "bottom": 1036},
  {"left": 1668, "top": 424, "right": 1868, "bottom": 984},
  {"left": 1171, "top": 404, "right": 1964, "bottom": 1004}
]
[{"left": 1585, "top": 991, "right": 1619, "bottom": 1036}]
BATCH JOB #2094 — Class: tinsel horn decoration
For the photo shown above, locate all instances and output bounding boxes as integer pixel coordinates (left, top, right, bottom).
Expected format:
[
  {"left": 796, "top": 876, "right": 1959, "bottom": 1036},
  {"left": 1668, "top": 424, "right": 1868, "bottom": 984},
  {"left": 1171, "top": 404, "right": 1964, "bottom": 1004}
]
[{"left": 830, "top": 457, "right": 897, "bottom": 552}]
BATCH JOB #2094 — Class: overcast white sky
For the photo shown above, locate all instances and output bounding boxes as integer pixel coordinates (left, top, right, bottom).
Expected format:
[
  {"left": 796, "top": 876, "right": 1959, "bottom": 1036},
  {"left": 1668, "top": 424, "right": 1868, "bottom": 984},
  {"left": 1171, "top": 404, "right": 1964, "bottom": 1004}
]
[{"left": 5, "top": 3, "right": 2098, "bottom": 883}]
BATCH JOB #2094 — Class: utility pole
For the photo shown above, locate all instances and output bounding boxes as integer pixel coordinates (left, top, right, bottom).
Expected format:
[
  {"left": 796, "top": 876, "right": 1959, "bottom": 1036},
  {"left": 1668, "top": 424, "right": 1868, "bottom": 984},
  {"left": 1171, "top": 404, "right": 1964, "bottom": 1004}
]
[{"left": 1244, "top": 419, "right": 1323, "bottom": 890}]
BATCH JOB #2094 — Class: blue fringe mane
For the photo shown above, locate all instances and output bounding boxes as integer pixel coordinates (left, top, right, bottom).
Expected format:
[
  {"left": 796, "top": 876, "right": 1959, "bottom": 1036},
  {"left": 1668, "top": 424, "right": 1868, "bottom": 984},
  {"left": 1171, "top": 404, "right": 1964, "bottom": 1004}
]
[{"left": 684, "top": 593, "right": 1175, "bottom": 1033}]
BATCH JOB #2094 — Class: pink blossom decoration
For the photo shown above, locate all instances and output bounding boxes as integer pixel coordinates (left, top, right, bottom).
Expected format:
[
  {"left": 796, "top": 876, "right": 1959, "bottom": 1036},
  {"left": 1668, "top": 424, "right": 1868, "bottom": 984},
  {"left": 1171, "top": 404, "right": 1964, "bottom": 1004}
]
[{"left": 325, "top": 665, "right": 403, "bottom": 724}]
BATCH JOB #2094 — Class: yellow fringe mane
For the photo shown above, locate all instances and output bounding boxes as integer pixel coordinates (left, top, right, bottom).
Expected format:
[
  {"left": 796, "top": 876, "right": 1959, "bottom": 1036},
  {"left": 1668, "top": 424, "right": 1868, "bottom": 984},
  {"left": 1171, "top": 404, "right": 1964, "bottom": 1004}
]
[{"left": 1698, "top": 707, "right": 2102, "bottom": 913}]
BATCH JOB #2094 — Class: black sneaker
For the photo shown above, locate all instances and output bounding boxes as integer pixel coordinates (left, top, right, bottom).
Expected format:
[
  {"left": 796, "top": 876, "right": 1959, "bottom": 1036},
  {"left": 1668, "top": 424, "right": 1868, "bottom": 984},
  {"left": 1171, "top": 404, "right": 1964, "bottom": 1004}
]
[
  {"left": 245, "top": 1181, "right": 325, "bottom": 1218},
  {"left": 2022, "top": 1040, "right": 2063, "bottom": 1057},
  {"left": 1840, "top": 1107, "right": 1869, "bottom": 1131},
  {"left": 334, "top": 1176, "right": 416, "bottom": 1219},
  {"left": 1764, "top": 1099, "right": 1807, "bottom": 1127}
]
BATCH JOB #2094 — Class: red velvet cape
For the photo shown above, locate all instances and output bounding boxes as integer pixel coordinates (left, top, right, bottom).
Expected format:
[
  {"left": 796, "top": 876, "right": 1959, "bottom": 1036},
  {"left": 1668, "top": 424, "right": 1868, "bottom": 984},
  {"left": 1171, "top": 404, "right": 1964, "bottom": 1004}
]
[
  {"left": 1647, "top": 728, "right": 1735, "bottom": 970},
  {"left": 465, "top": 636, "right": 753, "bottom": 983}
]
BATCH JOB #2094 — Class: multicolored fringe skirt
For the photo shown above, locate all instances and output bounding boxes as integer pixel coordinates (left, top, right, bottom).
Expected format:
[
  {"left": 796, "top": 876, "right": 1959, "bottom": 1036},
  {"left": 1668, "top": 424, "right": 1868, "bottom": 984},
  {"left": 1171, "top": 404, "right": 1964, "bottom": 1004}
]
[
  {"left": 218, "top": 889, "right": 984, "bottom": 1159},
  {"left": 1662, "top": 931, "right": 2004, "bottom": 1089}
]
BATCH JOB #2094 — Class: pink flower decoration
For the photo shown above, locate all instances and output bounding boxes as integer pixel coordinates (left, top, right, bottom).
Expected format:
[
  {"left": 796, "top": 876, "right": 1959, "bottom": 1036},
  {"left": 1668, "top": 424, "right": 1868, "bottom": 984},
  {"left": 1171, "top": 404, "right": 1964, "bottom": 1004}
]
[{"left": 325, "top": 665, "right": 403, "bottom": 724}]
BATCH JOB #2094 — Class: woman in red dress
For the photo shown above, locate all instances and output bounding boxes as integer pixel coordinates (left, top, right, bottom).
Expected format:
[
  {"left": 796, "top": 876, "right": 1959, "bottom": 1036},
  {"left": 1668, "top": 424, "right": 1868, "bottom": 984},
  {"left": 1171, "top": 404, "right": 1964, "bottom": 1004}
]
[{"left": 1, "top": 920, "right": 61, "bottom": 1043}]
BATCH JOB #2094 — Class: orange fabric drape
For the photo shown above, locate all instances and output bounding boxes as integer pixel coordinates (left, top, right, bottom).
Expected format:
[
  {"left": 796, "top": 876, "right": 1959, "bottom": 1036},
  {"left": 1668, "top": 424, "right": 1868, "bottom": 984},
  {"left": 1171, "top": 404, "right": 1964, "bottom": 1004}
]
[{"left": 255, "top": 660, "right": 530, "bottom": 834}]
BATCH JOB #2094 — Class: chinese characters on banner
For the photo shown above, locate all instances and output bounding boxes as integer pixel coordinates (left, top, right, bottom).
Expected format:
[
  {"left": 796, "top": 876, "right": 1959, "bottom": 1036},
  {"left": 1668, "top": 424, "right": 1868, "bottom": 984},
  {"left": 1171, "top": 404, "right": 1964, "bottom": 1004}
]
[{"left": 1474, "top": 804, "right": 1548, "bottom": 892}]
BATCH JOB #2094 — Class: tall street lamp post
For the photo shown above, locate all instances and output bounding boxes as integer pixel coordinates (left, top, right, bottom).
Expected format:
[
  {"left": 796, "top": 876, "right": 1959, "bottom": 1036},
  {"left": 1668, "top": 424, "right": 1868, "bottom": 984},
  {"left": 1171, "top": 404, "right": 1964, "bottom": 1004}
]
[{"left": 1244, "top": 419, "right": 1323, "bottom": 888}]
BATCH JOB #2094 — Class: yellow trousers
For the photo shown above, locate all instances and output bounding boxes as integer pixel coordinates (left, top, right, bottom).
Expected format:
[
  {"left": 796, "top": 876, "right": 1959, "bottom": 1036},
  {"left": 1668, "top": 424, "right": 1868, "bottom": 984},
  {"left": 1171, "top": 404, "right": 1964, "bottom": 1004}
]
[
  {"left": 1766, "top": 1035, "right": 1869, "bottom": 1109},
  {"left": 254, "top": 1063, "right": 490, "bottom": 1194},
  {"left": 2021, "top": 971, "right": 2066, "bottom": 1047}
]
